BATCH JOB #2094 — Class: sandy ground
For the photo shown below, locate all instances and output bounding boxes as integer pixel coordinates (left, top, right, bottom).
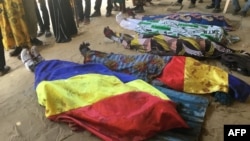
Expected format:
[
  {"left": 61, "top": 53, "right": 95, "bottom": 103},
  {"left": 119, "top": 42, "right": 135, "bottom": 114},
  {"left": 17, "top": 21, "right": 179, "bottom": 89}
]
[{"left": 0, "top": 1, "right": 250, "bottom": 141}]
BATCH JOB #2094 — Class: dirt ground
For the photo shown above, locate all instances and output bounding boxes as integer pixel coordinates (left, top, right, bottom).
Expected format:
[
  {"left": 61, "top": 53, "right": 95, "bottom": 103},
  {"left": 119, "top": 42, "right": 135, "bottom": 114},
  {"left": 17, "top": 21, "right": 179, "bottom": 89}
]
[{"left": 0, "top": 1, "right": 250, "bottom": 141}]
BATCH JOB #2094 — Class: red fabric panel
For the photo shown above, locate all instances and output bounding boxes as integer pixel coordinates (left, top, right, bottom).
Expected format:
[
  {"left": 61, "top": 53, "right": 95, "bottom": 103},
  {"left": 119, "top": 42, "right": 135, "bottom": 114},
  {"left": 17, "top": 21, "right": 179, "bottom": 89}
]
[
  {"left": 157, "top": 56, "right": 186, "bottom": 91},
  {"left": 49, "top": 91, "right": 188, "bottom": 141}
]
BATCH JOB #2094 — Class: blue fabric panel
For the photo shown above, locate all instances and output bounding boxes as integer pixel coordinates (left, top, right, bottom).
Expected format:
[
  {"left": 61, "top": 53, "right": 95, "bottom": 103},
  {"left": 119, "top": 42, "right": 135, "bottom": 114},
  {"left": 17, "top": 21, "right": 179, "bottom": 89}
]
[
  {"left": 228, "top": 74, "right": 250, "bottom": 102},
  {"left": 34, "top": 60, "right": 137, "bottom": 88},
  {"left": 151, "top": 86, "right": 209, "bottom": 141}
]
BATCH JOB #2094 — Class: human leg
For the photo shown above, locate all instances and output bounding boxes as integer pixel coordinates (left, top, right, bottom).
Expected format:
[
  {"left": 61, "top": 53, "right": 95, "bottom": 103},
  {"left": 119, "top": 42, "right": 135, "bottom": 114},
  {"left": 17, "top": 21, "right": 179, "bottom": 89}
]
[
  {"left": 22, "top": 0, "right": 38, "bottom": 39},
  {"left": 23, "top": 0, "right": 44, "bottom": 46},
  {"left": 188, "top": 0, "right": 196, "bottom": 8},
  {"left": 113, "top": 1, "right": 120, "bottom": 11},
  {"left": 38, "top": 0, "right": 52, "bottom": 37},
  {"left": 91, "top": 0, "right": 102, "bottom": 17},
  {"left": 75, "top": 0, "right": 84, "bottom": 21},
  {"left": 2, "top": 0, "right": 31, "bottom": 56},
  {"left": 212, "top": 0, "right": 222, "bottom": 13},
  {"left": 106, "top": 0, "right": 113, "bottom": 17},
  {"left": 240, "top": 0, "right": 250, "bottom": 16},
  {"left": 47, "top": 0, "right": 77, "bottom": 43},
  {"left": 214, "top": 0, "right": 221, "bottom": 9},
  {"left": 120, "top": 0, "right": 126, "bottom": 13},
  {"left": 0, "top": 33, "right": 10, "bottom": 76},
  {"left": 206, "top": 0, "right": 215, "bottom": 9},
  {"left": 84, "top": 0, "right": 91, "bottom": 24},
  {"left": 133, "top": 0, "right": 145, "bottom": 13},
  {"left": 232, "top": 0, "right": 241, "bottom": 15},
  {"left": 35, "top": 1, "right": 45, "bottom": 37}
]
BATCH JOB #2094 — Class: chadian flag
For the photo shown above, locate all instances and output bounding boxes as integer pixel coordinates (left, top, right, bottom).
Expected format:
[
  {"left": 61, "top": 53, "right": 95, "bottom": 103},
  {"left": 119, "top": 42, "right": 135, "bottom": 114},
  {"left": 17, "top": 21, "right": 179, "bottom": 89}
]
[
  {"left": 157, "top": 56, "right": 250, "bottom": 101},
  {"left": 34, "top": 60, "right": 188, "bottom": 141}
]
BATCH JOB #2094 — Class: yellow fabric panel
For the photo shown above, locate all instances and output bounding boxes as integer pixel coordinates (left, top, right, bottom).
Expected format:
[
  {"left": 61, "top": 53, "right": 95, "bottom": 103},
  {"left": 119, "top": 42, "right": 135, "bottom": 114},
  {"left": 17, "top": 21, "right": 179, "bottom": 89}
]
[
  {"left": 183, "top": 57, "right": 228, "bottom": 94},
  {"left": 205, "top": 42, "right": 215, "bottom": 57},
  {"left": 179, "top": 37, "right": 201, "bottom": 50},
  {"left": 36, "top": 74, "right": 170, "bottom": 117},
  {"left": 130, "top": 38, "right": 140, "bottom": 46},
  {"left": 152, "top": 35, "right": 171, "bottom": 51}
]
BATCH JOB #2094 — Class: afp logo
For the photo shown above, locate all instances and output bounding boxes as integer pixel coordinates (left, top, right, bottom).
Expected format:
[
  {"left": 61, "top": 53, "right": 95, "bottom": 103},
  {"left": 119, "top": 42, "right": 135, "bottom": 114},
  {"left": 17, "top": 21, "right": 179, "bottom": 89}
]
[{"left": 224, "top": 125, "right": 250, "bottom": 141}]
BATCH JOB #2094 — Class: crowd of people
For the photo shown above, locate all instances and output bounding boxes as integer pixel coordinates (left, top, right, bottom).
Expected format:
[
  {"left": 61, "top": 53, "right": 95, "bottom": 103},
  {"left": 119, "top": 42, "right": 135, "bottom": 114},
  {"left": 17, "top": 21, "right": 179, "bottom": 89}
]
[{"left": 1, "top": 0, "right": 250, "bottom": 76}]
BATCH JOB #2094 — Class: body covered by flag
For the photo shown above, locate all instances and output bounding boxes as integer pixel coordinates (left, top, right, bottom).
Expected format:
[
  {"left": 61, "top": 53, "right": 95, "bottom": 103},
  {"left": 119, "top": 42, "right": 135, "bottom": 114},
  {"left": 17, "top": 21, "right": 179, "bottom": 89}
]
[
  {"left": 80, "top": 47, "right": 250, "bottom": 102},
  {"left": 157, "top": 56, "right": 250, "bottom": 102},
  {"left": 141, "top": 12, "right": 238, "bottom": 31},
  {"left": 34, "top": 60, "right": 188, "bottom": 141},
  {"left": 117, "top": 16, "right": 229, "bottom": 45}
]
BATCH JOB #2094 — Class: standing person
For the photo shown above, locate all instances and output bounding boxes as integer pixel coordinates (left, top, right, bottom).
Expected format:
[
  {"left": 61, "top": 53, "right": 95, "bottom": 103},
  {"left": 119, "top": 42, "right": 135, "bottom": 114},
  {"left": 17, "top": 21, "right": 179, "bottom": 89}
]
[
  {"left": 35, "top": 0, "right": 52, "bottom": 37},
  {"left": 74, "top": 0, "right": 91, "bottom": 24},
  {"left": 47, "top": 0, "right": 78, "bottom": 43},
  {"left": 206, "top": 0, "right": 222, "bottom": 13},
  {"left": 232, "top": 0, "right": 250, "bottom": 17},
  {"left": 0, "top": 32, "right": 10, "bottom": 76},
  {"left": 0, "top": 0, "right": 32, "bottom": 57},
  {"left": 91, "top": 0, "right": 113, "bottom": 17}
]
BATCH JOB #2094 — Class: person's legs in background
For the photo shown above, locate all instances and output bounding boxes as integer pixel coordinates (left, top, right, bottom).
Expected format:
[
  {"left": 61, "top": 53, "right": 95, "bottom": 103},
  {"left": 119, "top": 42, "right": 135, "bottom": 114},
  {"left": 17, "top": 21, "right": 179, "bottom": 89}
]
[
  {"left": 91, "top": 0, "right": 102, "bottom": 17},
  {"left": 47, "top": 0, "right": 77, "bottom": 43},
  {"left": 35, "top": 1, "right": 45, "bottom": 37},
  {"left": 206, "top": 0, "right": 215, "bottom": 9},
  {"left": 106, "top": 0, "right": 113, "bottom": 17},
  {"left": 188, "top": 0, "right": 197, "bottom": 8},
  {"left": 232, "top": 0, "right": 241, "bottom": 15},
  {"left": 38, "top": 0, "right": 52, "bottom": 37},
  {"left": 240, "top": 0, "right": 250, "bottom": 17},
  {"left": 120, "top": 0, "right": 126, "bottom": 13},
  {"left": 132, "top": 0, "right": 145, "bottom": 13},
  {"left": 75, "top": 0, "right": 85, "bottom": 22},
  {"left": 206, "top": 0, "right": 221, "bottom": 13},
  {"left": 3, "top": 0, "right": 32, "bottom": 57},
  {"left": 23, "top": 0, "right": 44, "bottom": 46},
  {"left": 0, "top": 33, "right": 10, "bottom": 76},
  {"left": 84, "top": 0, "right": 91, "bottom": 24},
  {"left": 213, "top": 0, "right": 222, "bottom": 13}
]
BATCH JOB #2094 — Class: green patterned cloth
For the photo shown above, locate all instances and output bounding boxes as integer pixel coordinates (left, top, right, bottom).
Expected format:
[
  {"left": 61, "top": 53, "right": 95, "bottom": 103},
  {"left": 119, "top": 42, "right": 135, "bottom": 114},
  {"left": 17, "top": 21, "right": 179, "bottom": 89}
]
[{"left": 135, "top": 19, "right": 228, "bottom": 44}]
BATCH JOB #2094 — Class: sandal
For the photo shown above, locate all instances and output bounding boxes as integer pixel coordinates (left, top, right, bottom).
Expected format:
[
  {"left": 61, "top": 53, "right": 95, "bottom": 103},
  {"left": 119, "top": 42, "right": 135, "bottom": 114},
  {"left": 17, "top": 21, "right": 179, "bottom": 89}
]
[{"left": 104, "top": 26, "right": 134, "bottom": 47}]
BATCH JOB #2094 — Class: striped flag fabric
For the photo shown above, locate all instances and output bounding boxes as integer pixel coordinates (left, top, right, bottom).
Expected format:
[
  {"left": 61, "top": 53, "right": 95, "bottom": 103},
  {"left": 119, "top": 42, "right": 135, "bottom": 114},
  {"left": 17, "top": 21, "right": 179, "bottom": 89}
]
[{"left": 34, "top": 60, "right": 188, "bottom": 141}]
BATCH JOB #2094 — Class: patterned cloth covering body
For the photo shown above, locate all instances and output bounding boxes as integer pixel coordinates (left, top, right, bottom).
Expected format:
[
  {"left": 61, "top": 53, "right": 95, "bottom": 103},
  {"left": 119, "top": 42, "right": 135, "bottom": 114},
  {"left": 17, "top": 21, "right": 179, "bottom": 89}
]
[{"left": 135, "top": 19, "right": 228, "bottom": 44}]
